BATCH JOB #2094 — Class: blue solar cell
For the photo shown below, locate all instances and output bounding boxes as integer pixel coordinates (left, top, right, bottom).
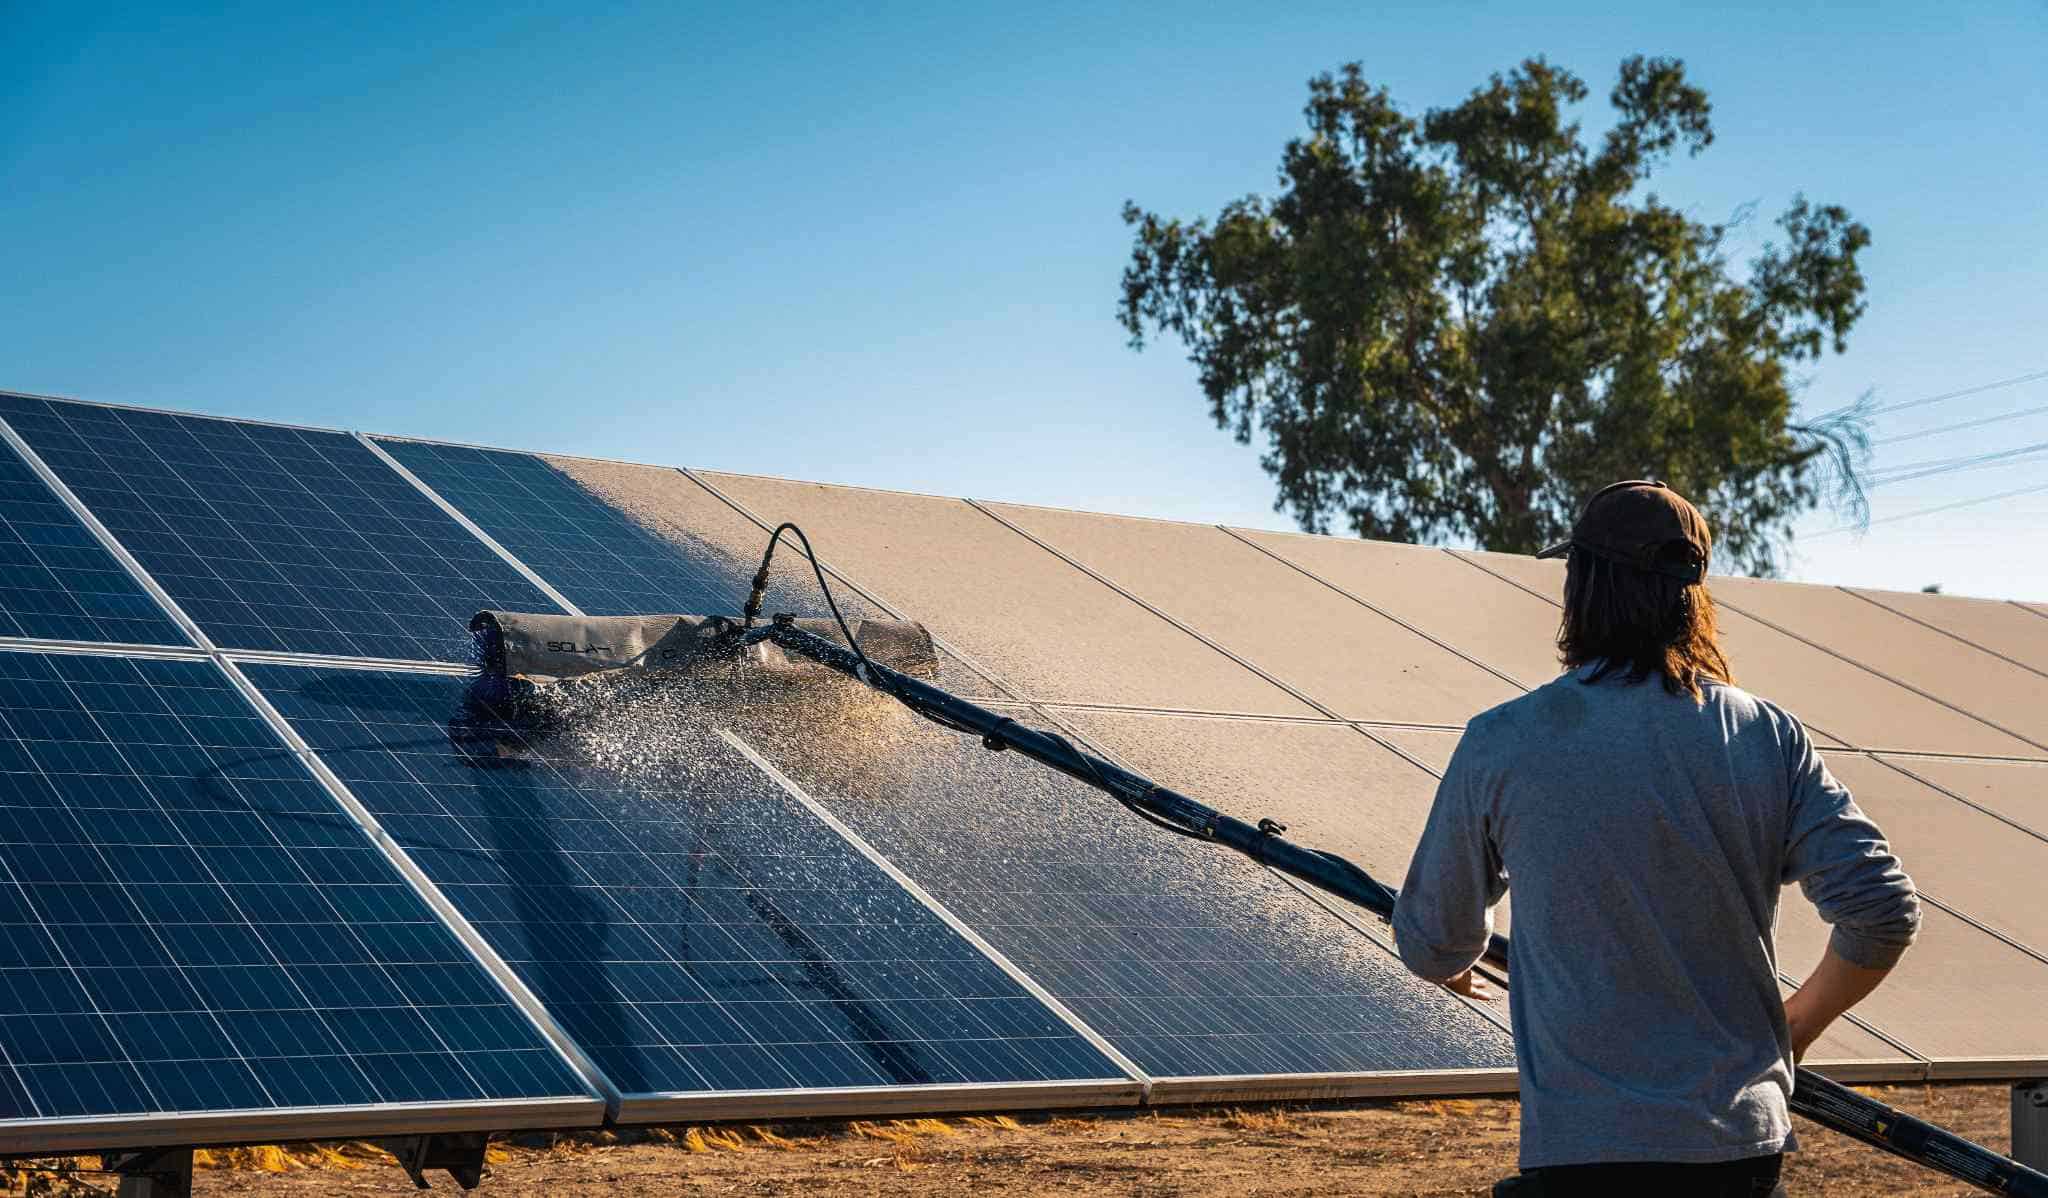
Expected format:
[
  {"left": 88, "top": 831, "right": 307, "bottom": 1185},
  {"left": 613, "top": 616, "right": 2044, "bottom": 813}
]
[
  {"left": 0, "top": 650, "right": 589, "bottom": 1123},
  {"left": 249, "top": 664, "right": 1128, "bottom": 1098},
  {"left": 724, "top": 685, "right": 1516, "bottom": 1079},
  {"left": 0, "top": 398, "right": 563, "bottom": 662},
  {"left": 374, "top": 439, "right": 836, "bottom": 619},
  {"left": 0, "top": 433, "right": 186, "bottom": 646}
]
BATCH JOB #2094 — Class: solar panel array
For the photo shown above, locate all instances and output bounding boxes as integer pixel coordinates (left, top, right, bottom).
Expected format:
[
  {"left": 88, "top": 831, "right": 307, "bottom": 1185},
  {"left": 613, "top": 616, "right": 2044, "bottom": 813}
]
[
  {"left": 250, "top": 664, "right": 1128, "bottom": 1114},
  {"left": 0, "top": 387, "right": 2041, "bottom": 1151},
  {"left": 0, "top": 397, "right": 562, "bottom": 663},
  {"left": 0, "top": 650, "right": 590, "bottom": 1130}
]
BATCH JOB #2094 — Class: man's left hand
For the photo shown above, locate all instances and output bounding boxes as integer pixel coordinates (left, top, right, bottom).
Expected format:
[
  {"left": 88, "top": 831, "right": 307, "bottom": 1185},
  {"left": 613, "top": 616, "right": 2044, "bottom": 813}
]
[{"left": 1442, "top": 968, "right": 1492, "bottom": 999}]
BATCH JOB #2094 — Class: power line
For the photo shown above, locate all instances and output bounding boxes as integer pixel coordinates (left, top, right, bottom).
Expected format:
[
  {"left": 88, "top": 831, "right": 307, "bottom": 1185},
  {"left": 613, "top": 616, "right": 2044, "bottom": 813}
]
[
  {"left": 1805, "top": 481, "right": 2048, "bottom": 539},
  {"left": 1814, "top": 367, "right": 2048, "bottom": 423},
  {"left": 1865, "top": 439, "right": 2048, "bottom": 487},
  {"left": 1871, "top": 400, "right": 2048, "bottom": 447}
]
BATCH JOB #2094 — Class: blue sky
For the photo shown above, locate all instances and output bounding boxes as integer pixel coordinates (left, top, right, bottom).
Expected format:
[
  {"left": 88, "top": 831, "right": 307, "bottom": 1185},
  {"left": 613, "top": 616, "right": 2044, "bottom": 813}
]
[{"left": 4, "top": 2, "right": 2045, "bottom": 600}]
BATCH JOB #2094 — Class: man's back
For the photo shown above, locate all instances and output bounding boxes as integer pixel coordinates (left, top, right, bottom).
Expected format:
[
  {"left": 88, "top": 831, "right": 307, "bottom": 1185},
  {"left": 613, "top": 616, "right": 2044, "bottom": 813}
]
[{"left": 1395, "top": 665, "right": 1919, "bottom": 1168}]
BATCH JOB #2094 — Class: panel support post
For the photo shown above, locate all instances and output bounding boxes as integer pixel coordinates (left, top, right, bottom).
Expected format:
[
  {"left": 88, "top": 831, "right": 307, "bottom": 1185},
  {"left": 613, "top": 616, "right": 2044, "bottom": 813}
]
[
  {"left": 2017, "top": 1080, "right": 2048, "bottom": 1171},
  {"left": 381, "top": 1131, "right": 492, "bottom": 1190},
  {"left": 101, "top": 1147, "right": 193, "bottom": 1198}
]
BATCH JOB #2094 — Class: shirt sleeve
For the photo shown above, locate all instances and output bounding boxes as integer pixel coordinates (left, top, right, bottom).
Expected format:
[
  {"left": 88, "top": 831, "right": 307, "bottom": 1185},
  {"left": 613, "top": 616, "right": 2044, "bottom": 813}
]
[
  {"left": 1781, "top": 720, "right": 1921, "bottom": 970},
  {"left": 1393, "top": 736, "right": 1509, "bottom": 982}
]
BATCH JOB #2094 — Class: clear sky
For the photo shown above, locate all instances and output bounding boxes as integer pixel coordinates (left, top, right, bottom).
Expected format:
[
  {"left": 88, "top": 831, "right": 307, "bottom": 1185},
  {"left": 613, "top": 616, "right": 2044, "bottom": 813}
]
[{"left": 5, "top": 2, "right": 2045, "bottom": 601}]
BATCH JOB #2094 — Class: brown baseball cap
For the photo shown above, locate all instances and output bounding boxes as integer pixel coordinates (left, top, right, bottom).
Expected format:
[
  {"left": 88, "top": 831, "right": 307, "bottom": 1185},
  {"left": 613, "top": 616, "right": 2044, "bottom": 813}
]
[{"left": 1536, "top": 480, "right": 1711, "bottom": 584}]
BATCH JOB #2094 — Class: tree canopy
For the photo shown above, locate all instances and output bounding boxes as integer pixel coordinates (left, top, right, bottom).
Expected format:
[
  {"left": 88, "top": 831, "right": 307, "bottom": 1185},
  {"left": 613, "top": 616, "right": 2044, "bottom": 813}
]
[{"left": 1119, "top": 56, "right": 1870, "bottom": 575}]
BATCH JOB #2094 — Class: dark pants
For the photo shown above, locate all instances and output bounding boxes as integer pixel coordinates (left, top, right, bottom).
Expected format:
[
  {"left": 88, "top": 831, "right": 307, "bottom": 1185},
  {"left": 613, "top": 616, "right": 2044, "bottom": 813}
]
[{"left": 1493, "top": 1153, "right": 1786, "bottom": 1197}]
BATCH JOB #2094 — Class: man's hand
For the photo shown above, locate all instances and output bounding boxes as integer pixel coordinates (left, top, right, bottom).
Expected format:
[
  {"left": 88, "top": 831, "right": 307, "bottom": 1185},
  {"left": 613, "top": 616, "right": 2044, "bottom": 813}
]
[{"left": 1442, "top": 968, "right": 1492, "bottom": 1000}]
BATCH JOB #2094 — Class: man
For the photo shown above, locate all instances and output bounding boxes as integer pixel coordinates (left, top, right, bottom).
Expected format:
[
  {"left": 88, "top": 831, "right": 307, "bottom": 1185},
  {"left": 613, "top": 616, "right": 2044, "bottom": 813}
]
[{"left": 1393, "top": 480, "right": 1920, "bottom": 1196}]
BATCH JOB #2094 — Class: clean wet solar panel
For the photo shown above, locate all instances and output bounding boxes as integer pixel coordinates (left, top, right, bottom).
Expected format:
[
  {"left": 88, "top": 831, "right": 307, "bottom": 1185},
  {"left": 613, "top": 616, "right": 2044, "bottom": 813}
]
[
  {"left": 0, "top": 435, "right": 186, "bottom": 646},
  {"left": 734, "top": 684, "right": 1517, "bottom": 1079},
  {"left": 374, "top": 439, "right": 820, "bottom": 619},
  {"left": 251, "top": 664, "right": 1124, "bottom": 1097},
  {"left": 0, "top": 650, "right": 586, "bottom": 1121},
  {"left": 0, "top": 397, "right": 562, "bottom": 662}
]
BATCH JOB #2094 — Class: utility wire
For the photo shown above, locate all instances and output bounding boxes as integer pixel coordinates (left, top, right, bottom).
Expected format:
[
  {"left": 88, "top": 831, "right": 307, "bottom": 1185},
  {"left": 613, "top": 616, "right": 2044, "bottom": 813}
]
[
  {"left": 1865, "top": 440, "right": 2048, "bottom": 488},
  {"left": 1872, "top": 400, "right": 2048, "bottom": 447},
  {"left": 1805, "top": 481, "right": 2048, "bottom": 539},
  {"left": 1814, "top": 367, "right": 2048, "bottom": 423}
]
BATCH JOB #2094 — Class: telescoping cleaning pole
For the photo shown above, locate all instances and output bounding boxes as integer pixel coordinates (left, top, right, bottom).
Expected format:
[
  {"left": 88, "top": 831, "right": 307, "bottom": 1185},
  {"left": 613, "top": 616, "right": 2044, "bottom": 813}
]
[{"left": 746, "top": 616, "right": 2048, "bottom": 1198}]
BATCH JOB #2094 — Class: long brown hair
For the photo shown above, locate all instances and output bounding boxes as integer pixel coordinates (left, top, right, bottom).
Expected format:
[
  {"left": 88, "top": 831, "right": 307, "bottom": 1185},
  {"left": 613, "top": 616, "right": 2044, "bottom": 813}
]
[{"left": 1557, "top": 545, "right": 1733, "bottom": 700}]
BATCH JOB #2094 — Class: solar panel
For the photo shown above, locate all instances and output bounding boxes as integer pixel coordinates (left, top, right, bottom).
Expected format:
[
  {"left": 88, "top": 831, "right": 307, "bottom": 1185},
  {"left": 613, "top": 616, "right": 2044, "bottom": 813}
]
[
  {"left": 720, "top": 681, "right": 1517, "bottom": 1086},
  {"left": 1059, "top": 712, "right": 1507, "bottom": 931},
  {"left": 0, "top": 649, "right": 594, "bottom": 1137},
  {"left": 0, "top": 433, "right": 186, "bottom": 647},
  {"left": 982, "top": 503, "right": 1522, "bottom": 724},
  {"left": 372, "top": 440, "right": 804, "bottom": 620},
  {"left": 0, "top": 397, "right": 562, "bottom": 662},
  {"left": 373, "top": 442, "right": 1007, "bottom": 698},
  {"left": 248, "top": 664, "right": 1133, "bottom": 1118},
  {"left": 1706, "top": 575, "right": 2048, "bottom": 751},
  {"left": 698, "top": 471, "right": 1316, "bottom": 714}
]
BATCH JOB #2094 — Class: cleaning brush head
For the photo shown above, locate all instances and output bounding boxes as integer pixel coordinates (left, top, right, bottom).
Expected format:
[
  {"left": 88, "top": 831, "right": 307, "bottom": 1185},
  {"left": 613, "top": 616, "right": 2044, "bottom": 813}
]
[{"left": 466, "top": 609, "right": 941, "bottom": 707}]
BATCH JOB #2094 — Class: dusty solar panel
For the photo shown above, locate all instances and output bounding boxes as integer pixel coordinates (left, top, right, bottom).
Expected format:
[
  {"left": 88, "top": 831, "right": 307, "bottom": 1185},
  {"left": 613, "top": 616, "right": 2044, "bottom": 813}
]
[
  {"left": 1065, "top": 713, "right": 1517, "bottom": 939},
  {"left": 1849, "top": 587, "right": 2048, "bottom": 676},
  {"left": 1450, "top": 550, "right": 2029, "bottom": 755},
  {"left": 698, "top": 472, "right": 1317, "bottom": 716},
  {"left": 249, "top": 664, "right": 1135, "bottom": 1120},
  {"left": 1822, "top": 755, "right": 2048, "bottom": 953},
  {"left": 0, "top": 398, "right": 562, "bottom": 662},
  {"left": 1873, "top": 756, "right": 2048, "bottom": 838},
  {"left": 0, "top": 649, "right": 596, "bottom": 1146},
  {"left": 1774, "top": 898, "right": 2048, "bottom": 1065},
  {"left": 982, "top": 503, "right": 1521, "bottom": 725},
  {"left": 1706, "top": 575, "right": 2048, "bottom": 752},
  {"left": 0, "top": 429, "right": 186, "bottom": 647},
  {"left": 1235, "top": 530, "right": 1567, "bottom": 690}
]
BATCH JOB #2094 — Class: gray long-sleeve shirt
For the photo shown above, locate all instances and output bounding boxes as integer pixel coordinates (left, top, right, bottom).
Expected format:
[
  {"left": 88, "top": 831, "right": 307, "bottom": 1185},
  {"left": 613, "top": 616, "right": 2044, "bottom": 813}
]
[{"left": 1393, "top": 664, "right": 1919, "bottom": 1169}]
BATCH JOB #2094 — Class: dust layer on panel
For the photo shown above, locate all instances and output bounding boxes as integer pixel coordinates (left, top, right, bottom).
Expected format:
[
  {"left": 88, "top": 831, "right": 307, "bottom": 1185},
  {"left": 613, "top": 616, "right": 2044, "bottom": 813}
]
[
  {"left": 676, "top": 665, "right": 1515, "bottom": 1079},
  {"left": 0, "top": 650, "right": 588, "bottom": 1123},
  {"left": 1776, "top": 893, "right": 2048, "bottom": 1060},
  {"left": 697, "top": 472, "right": 1316, "bottom": 716},
  {"left": 1874, "top": 756, "right": 2048, "bottom": 840},
  {"left": 1706, "top": 575, "right": 2048, "bottom": 752},
  {"left": 1063, "top": 713, "right": 1514, "bottom": 939},
  {"left": 1849, "top": 587, "right": 2048, "bottom": 677},
  {"left": 0, "top": 432, "right": 187, "bottom": 646},
  {"left": 1061, "top": 715, "right": 1438, "bottom": 908},
  {"left": 983, "top": 504, "right": 1521, "bottom": 726},
  {"left": 249, "top": 664, "right": 1124, "bottom": 1098},
  {"left": 0, "top": 397, "right": 561, "bottom": 662},
  {"left": 1237, "top": 531, "right": 1567, "bottom": 691},
  {"left": 376, "top": 442, "right": 1001, "bottom": 697},
  {"left": 1451, "top": 550, "right": 2028, "bottom": 755},
  {"left": 1823, "top": 755, "right": 2048, "bottom": 956}
]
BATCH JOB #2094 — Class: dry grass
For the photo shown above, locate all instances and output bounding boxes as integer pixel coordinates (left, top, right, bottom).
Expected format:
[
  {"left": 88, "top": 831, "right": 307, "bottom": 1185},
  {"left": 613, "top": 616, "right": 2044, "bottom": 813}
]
[{"left": 10, "top": 1085, "right": 2023, "bottom": 1197}]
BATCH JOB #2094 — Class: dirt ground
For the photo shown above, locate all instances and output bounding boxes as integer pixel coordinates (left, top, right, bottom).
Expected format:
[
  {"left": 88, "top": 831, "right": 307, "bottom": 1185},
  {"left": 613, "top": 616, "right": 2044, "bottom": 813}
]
[{"left": 5, "top": 1083, "right": 2023, "bottom": 1197}]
